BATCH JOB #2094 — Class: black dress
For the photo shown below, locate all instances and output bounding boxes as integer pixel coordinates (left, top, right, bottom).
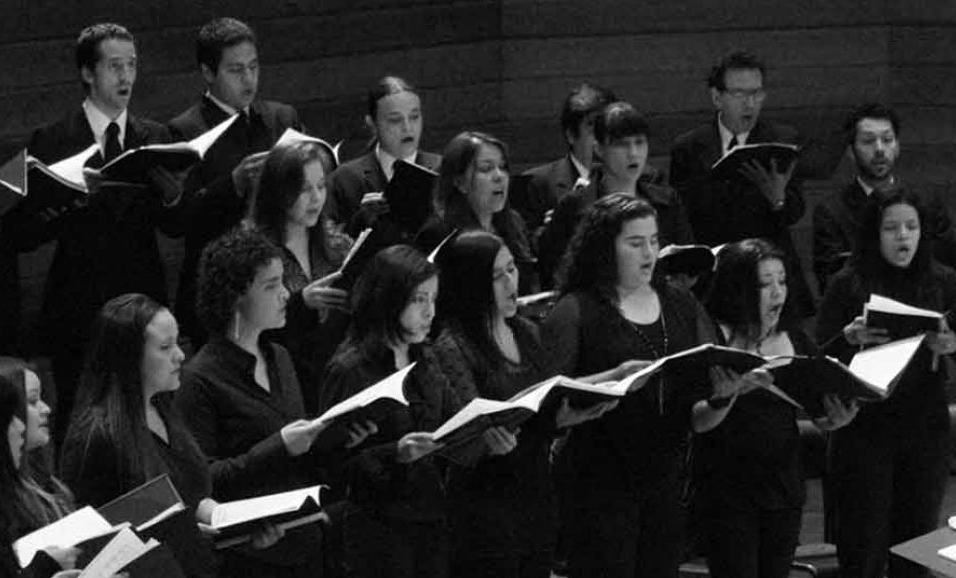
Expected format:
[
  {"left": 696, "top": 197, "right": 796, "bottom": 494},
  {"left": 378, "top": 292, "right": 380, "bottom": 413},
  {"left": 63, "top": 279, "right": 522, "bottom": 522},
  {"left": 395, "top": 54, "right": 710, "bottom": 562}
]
[
  {"left": 816, "top": 262, "right": 956, "bottom": 578},
  {"left": 319, "top": 341, "right": 460, "bottom": 578},
  {"left": 59, "top": 398, "right": 218, "bottom": 578},
  {"left": 692, "top": 328, "right": 815, "bottom": 578},
  {"left": 541, "top": 284, "right": 713, "bottom": 578},
  {"left": 431, "top": 317, "right": 557, "bottom": 578}
]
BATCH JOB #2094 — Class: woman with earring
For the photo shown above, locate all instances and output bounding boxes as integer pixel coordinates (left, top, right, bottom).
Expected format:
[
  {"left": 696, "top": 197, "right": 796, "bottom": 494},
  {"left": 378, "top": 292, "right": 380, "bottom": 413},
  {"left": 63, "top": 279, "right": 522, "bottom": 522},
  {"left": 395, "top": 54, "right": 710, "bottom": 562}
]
[
  {"left": 177, "top": 226, "right": 375, "bottom": 578},
  {"left": 249, "top": 140, "right": 352, "bottom": 413},
  {"left": 692, "top": 239, "right": 856, "bottom": 578},
  {"left": 328, "top": 76, "right": 441, "bottom": 240},
  {"left": 431, "top": 230, "right": 612, "bottom": 578},
  {"left": 817, "top": 189, "right": 956, "bottom": 578},
  {"left": 417, "top": 131, "right": 539, "bottom": 294},
  {"left": 319, "top": 245, "right": 459, "bottom": 578},
  {"left": 542, "top": 193, "right": 721, "bottom": 578}
]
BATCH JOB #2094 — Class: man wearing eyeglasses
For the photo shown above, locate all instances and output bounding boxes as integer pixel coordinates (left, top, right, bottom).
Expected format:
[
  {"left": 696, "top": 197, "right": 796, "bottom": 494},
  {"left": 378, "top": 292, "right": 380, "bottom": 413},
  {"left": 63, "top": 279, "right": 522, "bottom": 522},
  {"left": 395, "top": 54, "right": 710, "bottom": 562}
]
[{"left": 670, "top": 50, "right": 813, "bottom": 316}]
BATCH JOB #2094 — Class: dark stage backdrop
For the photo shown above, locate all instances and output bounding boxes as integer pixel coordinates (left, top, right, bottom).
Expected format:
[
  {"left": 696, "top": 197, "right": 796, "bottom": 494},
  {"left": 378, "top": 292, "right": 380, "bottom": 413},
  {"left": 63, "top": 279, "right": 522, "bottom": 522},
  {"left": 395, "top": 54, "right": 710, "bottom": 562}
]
[{"left": 3, "top": 0, "right": 956, "bottom": 334}]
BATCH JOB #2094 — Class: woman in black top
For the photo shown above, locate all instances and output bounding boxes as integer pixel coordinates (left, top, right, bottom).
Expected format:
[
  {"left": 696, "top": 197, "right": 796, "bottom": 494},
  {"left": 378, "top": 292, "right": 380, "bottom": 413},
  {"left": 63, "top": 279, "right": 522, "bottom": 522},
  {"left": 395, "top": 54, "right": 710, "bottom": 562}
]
[
  {"left": 692, "top": 239, "right": 856, "bottom": 578},
  {"left": 816, "top": 189, "right": 956, "bottom": 578},
  {"left": 538, "top": 101, "right": 694, "bottom": 287},
  {"left": 542, "top": 193, "right": 716, "bottom": 578},
  {"left": 248, "top": 140, "right": 352, "bottom": 412},
  {"left": 417, "top": 132, "right": 538, "bottom": 294},
  {"left": 320, "top": 245, "right": 460, "bottom": 578},
  {"left": 0, "top": 358, "right": 73, "bottom": 539},
  {"left": 59, "top": 294, "right": 219, "bottom": 578},
  {"left": 176, "top": 227, "right": 373, "bottom": 578},
  {"left": 1, "top": 373, "right": 79, "bottom": 578},
  {"left": 431, "top": 230, "right": 610, "bottom": 578}
]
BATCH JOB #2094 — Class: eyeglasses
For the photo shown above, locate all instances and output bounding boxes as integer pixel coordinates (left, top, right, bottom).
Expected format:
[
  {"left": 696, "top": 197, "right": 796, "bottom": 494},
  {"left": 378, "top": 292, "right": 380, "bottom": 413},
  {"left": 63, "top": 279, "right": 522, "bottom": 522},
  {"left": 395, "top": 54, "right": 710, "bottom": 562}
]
[{"left": 722, "top": 88, "right": 766, "bottom": 102}]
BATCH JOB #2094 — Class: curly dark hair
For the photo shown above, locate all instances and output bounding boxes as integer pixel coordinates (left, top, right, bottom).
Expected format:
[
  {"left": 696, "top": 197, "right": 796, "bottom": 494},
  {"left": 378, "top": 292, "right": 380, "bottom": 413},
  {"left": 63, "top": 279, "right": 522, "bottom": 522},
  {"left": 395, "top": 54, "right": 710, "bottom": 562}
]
[
  {"left": 843, "top": 102, "right": 901, "bottom": 147},
  {"left": 196, "top": 225, "right": 282, "bottom": 336},
  {"left": 705, "top": 238, "right": 793, "bottom": 345},
  {"left": 557, "top": 193, "right": 658, "bottom": 304}
]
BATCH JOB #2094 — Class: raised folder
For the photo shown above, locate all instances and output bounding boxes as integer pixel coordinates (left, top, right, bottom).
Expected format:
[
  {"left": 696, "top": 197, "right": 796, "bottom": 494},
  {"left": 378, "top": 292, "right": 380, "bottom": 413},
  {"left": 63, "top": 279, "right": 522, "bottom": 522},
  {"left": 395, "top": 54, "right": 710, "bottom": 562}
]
[
  {"left": 13, "top": 506, "right": 116, "bottom": 567},
  {"left": 311, "top": 362, "right": 414, "bottom": 448},
  {"left": 710, "top": 142, "right": 800, "bottom": 181},
  {"left": 763, "top": 334, "right": 925, "bottom": 417},
  {"left": 656, "top": 244, "right": 719, "bottom": 277},
  {"left": 864, "top": 293, "right": 945, "bottom": 340},
  {"left": 384, "top": 159, "right": 438, "bottom": 234},
  {"left": 431, "top": 373, "right": 648, "bottom": 451},
  {"left": 97, "top": 114, "right": 239, "bottom": 183},
  {"left": 0, "top": 145, "right": 99, "bottom": 217},
  {"left": 210, "top": 485, "right": 326, "bottom": 549},
  {"left": 274, "top": 127, "right": 341, "bottom": 169}
]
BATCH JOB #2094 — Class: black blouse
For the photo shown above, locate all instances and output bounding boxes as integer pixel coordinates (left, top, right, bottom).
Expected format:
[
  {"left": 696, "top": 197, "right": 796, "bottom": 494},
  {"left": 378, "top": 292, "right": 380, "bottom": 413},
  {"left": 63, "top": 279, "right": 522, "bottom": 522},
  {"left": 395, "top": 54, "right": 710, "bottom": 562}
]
[
  {"left": 542, "top": 284, "right": 714, "bottom": 493},
  {"left": 320, "top": 341, "right": 460, "bottom": 521},
  {"left": 431, "top": 316, "right": 558, "bottom": 557}
]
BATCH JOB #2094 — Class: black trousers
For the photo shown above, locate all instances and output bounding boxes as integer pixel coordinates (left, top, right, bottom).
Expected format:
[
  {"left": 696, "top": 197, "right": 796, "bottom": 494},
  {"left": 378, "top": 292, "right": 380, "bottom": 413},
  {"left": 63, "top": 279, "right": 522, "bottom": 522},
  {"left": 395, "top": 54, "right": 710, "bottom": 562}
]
[
  {"left": 342, "top": 503, "right": 448, "bottom": 578},
  {"left": 697, "top": 494, "right": 802, "bottom": 578},
  {"left": 564, "top": 468, "right": 687, "bottom": 578},
  {"left": 829, "top": 420, "right": 950, "bottom": 578}
]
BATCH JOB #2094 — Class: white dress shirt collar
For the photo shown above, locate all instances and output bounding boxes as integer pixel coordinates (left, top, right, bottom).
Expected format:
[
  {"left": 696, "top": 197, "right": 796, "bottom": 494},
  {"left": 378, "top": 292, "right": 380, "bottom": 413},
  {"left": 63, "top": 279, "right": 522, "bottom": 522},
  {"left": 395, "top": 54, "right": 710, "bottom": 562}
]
[
  {"left": 83, "top": 99, "right": 128, "bottom": 153},
  {"left": 375, "top": 144, "right": 417, "bottom": 182}
]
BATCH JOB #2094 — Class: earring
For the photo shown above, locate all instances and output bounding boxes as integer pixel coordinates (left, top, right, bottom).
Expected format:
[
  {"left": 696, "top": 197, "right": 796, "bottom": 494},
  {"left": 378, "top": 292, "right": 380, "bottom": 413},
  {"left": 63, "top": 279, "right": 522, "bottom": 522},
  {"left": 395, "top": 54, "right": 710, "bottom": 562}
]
[{"left": 232, "top": 310, "right": 241, "bottom": 342}]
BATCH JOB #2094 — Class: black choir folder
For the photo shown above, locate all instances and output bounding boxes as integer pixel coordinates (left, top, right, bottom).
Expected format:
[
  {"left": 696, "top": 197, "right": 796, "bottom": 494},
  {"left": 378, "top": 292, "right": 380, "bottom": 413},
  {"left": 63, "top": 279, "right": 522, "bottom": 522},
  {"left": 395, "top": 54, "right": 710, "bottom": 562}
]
[
  {"left": 710, "top": 142, "right": 800, "bottom": 181},
  {"left": 656, "top": 244, "right": 718, "bottom": 277},
  {"left": 212, "top": 485, "right": 326, "bottom": 549},
  {"left": 384, "top": 159, "right": 438, "bottom": 234},
  {"left": 311, "top": 362, "right": 413, "bottom": 448},
  {"left": 864, "top": 294, "right": 945, "bottom": 340},
  {"left": 0, "top": 145, "right": 95, "bottom": 217},
  {"left": 97, "top": 113, "right": 239, "bottom": 183},
  {"left": 431, "top": 373, "right": 649, "bottom": 451},
  {"left": 764, "top": 334, "right": 925, "bottom": 417}
]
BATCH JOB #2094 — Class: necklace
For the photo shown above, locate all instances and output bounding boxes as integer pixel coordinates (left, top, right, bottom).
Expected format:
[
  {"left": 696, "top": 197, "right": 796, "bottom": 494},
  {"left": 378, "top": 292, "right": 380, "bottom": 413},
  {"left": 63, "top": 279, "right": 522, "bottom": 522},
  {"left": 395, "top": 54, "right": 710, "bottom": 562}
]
[{"left": 623, "top": 308, "right": 669, "bottom": 414}]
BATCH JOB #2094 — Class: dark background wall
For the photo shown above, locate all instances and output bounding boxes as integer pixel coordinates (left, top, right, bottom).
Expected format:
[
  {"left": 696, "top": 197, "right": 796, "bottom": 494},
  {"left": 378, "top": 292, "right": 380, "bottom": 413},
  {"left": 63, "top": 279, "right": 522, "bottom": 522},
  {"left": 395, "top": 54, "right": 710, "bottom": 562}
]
[{"left": 5, "top": 0, "right": 956, "bottom": 332}]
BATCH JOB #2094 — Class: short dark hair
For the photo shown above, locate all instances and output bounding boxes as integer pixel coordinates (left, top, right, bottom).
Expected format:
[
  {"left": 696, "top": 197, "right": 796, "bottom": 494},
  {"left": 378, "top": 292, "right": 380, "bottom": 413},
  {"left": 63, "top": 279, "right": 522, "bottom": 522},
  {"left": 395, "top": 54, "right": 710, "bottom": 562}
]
[
  {"left": 707, "top": 50, "right": 766, "bottom": 91},
  {"left": 197, "top": 17, "right": 257, "bottom": 72},
  {"left": 843, "top": 102, "right": 901, "bottom": 146},
  {"left": 76, "top": 23, "right": 135, "bottom": 91},
  {"left": 250, "top": 141, "right": 336, "bottom": 246},
  {"left": 196, "top": 226, "right": 282, "bottom": 336},
  {"left": 367, "top": 76, "right": 417, "bottom": 119},
  {"left": 593, "top": 101, "right": 649, "bottom": 144},
  {"left": 436, "top": 230, "right": 506, "bottom": 366},
  {"left": 561, "top": 83, "right": 617, "bottom": 140},
  {"left": 706, "top": 238, "right": 792, "bottom": 345},
  {"left": 557, "top": 193, "right": 658, "bottom": 304},
  {"left": 350, "top": 245, "right": 438, "bottom": 348}
]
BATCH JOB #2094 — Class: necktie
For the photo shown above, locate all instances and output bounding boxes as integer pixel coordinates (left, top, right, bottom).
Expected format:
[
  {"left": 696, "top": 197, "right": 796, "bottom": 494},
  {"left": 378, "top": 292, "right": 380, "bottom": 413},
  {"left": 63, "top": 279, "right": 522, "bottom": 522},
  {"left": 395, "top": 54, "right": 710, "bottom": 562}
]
[
  {"left": 728, "top": 134, "right": 739, "bottom": 152},
  {"left": 104, "top": 121, "right": 122, "bottom": 163}
]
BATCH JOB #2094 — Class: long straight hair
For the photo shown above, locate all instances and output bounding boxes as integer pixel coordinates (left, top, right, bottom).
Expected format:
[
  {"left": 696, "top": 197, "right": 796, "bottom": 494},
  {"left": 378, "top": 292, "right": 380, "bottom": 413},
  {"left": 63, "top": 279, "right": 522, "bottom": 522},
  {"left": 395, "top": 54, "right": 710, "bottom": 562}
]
[
  {"left": 436, "top": 230, "right": 506, "bottom": 369},
  {"left": 64, "top": 295, "right": 189, "bottom": 490},
  {"left": 0, "top": 372, "right": 28, "bottom": 546}
]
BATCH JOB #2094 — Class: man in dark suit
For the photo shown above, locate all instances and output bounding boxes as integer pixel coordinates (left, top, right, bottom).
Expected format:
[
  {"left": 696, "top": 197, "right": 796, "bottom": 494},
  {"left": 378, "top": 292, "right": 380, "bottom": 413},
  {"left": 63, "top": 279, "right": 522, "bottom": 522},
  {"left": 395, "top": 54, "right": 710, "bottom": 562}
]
[
  {"left": 670, "top": 50, "right": 814, "bottom": 316},
  {"left": 518, "top": 82, "right": 616, "bottom": 241},
  {"left": 813, "top": 103, "right": 956, "bottom": 292},
  {"left": 327, "top": 76, "right": 440, "bottom": 240},
  {"left": 169, "top": 17, "right": 303, "bottom": 347},
  {"left": 9, "top": 23, "right": 184, "bottom": 445}
]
